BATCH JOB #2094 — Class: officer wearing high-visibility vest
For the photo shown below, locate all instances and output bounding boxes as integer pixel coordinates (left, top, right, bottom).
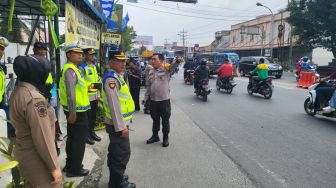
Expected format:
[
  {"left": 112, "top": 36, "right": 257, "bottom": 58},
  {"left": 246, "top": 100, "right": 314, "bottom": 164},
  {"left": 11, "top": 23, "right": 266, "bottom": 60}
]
[
  {"left": 0, "top": 37, "right": 8, "bottom": 109},
  {"left": 59, "top": 42, "right": 91, "bottom": 177},
  {"left": 33, "top": 42, "right": 54, "bottom": 86},
  {"left": 79, "top": 48, "right": 101, "bottom": 145},
  {"left": 102, "top": 51, "right": 136, "bottom": 188}
]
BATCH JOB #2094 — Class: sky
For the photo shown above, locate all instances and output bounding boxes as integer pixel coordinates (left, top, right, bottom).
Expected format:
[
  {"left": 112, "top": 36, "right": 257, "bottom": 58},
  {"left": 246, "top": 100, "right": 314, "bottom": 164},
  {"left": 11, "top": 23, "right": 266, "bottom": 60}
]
[{"left": 117, "top": 0, "right": 289, "bottom": 47}]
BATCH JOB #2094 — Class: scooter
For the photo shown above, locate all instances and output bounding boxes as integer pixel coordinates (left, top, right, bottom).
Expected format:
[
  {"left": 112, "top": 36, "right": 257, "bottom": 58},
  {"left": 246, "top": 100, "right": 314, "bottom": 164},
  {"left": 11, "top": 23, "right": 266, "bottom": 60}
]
[
  {"left": 184, "top": 70, "right": 194, "bottom": 85},
  {"left": 247, "top": 76, "right": 274, "bottom": 99},
  {"left": 303, "top": 81, "right": 336, "bottom": 117},
  {"left": 216, "top": 76, "right": 237, "bottom": 94},
  {"left": 195, "top": 79, "right": 211, "bottom": 102}
]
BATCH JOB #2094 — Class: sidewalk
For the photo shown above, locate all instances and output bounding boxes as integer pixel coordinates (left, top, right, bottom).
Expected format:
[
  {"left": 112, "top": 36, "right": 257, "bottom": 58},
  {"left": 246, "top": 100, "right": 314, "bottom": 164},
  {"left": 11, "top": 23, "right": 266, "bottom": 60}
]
[{"left": 98, "top": 98, "right": 254, "bottom": 188}]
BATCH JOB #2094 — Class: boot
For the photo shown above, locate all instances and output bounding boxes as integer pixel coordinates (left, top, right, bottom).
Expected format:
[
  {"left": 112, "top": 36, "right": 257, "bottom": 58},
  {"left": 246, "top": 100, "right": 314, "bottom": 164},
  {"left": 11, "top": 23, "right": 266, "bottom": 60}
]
[
  {"left": 162, "top": 135, "right": 169, "bottom": 147},
  {"left": 146, "top": 134, "right": 159, "bottom": 144},
  {"left": 91, "top": 131, "right": 102, "bottom": 142}
]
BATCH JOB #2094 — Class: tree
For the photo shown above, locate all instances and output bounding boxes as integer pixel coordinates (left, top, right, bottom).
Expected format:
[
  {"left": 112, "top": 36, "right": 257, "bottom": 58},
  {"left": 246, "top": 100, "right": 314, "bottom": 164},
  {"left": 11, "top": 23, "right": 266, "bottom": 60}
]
[
  {"left": 120, "top": 26, "right": 137, "bottom": 51},
  {"left": 287, "top": 0, "right": 336, "bottom": 57}
]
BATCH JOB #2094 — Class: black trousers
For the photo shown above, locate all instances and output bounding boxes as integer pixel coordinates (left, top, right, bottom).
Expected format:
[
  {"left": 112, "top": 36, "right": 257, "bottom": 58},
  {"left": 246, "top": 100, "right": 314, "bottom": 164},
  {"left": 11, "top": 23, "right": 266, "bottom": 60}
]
[
  {"left": 130, "top": 87, "right": 140, "bottom": 111},
  {"left": 150, "top": 100, "right": 171, "bottom": 135},
  {"left": 87, "top": 100, "right": 98, "bottom": 135},
  {"left": 106, "top": 124, "right": 131, "bottom": 187},
  {"left": 64, "top": 111, "right": 88, "bottom": 173}
]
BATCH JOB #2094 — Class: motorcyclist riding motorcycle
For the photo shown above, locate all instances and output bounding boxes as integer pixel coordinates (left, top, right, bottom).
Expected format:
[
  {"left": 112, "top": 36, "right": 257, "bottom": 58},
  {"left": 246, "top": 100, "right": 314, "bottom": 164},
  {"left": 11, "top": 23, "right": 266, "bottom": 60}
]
[
  {"left": 314, "top": 70, "right": 336, "bottom": 111},
  {"left": 194, "top": 58, "right": 209, "bottom": 92},
  {"left": 250, "top": 58, "right": 269, "bottom": 89},
  {"left": 217, "top": 58, "right": 233, "bottom": 79},
  {"left": 183, "top": 58, "right": 196, "bottom": 80}
]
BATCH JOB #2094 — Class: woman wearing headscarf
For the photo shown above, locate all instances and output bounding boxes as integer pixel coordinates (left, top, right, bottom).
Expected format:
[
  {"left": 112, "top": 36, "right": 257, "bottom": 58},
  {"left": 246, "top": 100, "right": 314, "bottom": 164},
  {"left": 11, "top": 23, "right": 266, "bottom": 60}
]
[{"left": 10, "top": 55, "right": 62, "bottom": 188}]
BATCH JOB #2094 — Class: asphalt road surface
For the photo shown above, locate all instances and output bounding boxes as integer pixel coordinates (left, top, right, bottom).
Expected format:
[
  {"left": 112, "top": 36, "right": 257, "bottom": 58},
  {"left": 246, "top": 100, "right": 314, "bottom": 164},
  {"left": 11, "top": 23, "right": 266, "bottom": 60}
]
[{"left": 170, "top": 71, "right": 336, "bottom": 188}]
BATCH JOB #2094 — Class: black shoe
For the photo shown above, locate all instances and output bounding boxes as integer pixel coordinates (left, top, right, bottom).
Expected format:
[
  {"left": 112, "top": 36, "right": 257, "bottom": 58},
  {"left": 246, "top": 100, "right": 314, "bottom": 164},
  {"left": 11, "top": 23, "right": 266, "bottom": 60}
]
[
  {"left": 63, "top": 164, "right": 83, "bottom": 173},
  {"left": 66, "top": 168, "right": 89, "bottom": 177},
  {"left": 118, "top": 181, "right": 136, "bottom": 188},
  {"left": 146, "top": 135, "right": 160, "bottom": 144},
  {"left": 162, "top": 135, "right": 169, "bottom": 147},
  {"left": 86, "top": 136, "right": 95, "bottom": 145},
  {"left": 91, "top": 132, "right": 101, "bottom": 142}
]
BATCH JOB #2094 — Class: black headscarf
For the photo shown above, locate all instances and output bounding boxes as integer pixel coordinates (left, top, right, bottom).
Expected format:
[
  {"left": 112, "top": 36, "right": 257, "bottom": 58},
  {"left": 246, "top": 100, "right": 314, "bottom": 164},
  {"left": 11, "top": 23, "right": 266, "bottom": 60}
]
[{"left": 13, "top": 55, "right": 51, "bottom": 99}]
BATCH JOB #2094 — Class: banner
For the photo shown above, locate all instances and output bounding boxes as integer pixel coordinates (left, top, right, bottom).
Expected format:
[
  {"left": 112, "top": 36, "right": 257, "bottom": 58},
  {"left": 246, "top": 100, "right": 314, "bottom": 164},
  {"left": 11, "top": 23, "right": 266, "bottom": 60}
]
[
  {"left": 109, "top": 4, "right": 124, "bottom": 33},
  {"left": 65, "top": 2, "right": 100, "bottom": 49},
  {"left": 102, "top": 32, "right": 121, "bottom": 45}
]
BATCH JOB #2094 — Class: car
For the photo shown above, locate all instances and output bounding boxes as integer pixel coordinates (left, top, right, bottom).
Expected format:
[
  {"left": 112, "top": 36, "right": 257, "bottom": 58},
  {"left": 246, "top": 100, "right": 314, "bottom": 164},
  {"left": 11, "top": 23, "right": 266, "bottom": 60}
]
[{"left": 239, "top": 56, "right": 283, "bottom": 78}]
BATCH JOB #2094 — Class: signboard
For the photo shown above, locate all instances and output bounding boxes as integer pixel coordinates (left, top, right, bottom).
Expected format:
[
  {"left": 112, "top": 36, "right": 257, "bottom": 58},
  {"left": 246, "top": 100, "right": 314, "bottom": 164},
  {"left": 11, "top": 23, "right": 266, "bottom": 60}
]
[
  {"left": 102, "top": 32, "right": 122, "bottom": 45},
  {"left": 264, "top": 49, "right": 271, "bottom": 57},
  {"left": 65, "top": 2, "right": 100, "bottom": 49},
  {"left": 135, "top": 35, "right": 153, "bottom": 46}
]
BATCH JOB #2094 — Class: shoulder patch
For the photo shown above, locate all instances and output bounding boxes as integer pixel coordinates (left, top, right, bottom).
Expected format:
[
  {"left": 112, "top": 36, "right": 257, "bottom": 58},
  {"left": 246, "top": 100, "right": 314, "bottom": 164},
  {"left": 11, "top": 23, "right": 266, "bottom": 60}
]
[
  {"left": 34, "top": 101, "right": 47, "bottom": 118},
  {"left": 109, "top": 81, "right": 116, "bottom": 89}
]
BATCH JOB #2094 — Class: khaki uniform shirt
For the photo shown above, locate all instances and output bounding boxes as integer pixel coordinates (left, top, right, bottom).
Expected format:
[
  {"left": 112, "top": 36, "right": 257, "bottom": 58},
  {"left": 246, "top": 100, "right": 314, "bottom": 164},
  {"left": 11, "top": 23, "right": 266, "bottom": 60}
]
[
  {"left": 9, "top": 82, "right": 60, "bottom": 187},
  {"left": 104, "top": 71, "right": 130, "bottom": 132}
]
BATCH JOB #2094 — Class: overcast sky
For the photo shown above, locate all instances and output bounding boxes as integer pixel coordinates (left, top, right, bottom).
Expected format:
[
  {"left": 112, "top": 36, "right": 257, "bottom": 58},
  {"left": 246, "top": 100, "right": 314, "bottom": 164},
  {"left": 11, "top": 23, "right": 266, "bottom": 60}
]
[{"left": 117, "top": 0, "right": 288, "bottom": 47}]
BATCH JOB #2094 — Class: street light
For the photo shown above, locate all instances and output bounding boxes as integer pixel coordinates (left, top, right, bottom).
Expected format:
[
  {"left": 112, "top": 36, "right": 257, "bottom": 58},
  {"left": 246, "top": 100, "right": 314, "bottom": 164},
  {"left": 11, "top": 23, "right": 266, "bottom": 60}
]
[{"left": 256, "top": 2, "right": 274, "bottom": 58}]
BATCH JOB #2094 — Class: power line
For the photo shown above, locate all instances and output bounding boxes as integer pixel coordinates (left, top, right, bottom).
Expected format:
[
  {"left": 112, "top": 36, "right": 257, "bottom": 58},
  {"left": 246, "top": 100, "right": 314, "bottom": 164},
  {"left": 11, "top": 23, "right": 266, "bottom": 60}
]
[{"left": 123, "top": 2, "right": 249, "bottom": 21}]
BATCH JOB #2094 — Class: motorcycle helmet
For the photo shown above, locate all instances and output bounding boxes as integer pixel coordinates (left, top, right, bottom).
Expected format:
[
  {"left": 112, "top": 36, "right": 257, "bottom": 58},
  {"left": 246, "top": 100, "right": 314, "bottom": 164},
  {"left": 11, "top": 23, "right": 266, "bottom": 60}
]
[
  {"left": 302, "top": 56, "right": 309, "bottom": 62},
  {"left": 200, "top": 58, "right": 207, "bottom": 66},
  {"left": 224, "top": 58, "right": 229, "bottom": 63}
]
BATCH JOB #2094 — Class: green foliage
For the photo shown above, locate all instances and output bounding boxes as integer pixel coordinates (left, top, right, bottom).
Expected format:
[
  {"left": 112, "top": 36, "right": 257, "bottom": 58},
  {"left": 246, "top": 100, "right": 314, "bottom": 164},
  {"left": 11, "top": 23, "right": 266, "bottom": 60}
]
[
  {"left": 287, "top": 0, "right": 336, "bottom": 57},
  {"left": 120, "top": 26, "right": 137, "bottom": 52}
]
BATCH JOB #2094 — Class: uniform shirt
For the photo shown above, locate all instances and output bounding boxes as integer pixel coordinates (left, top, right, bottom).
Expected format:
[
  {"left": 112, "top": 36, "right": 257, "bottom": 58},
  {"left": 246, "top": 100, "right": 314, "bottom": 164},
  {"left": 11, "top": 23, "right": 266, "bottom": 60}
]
[
  {"left": 104, "top": 75, "right": 127, "bottom": 132},
  {"left": 217, "top": 63, "right": 233, "bottom": 78},
  {"left": 64, "top": 69, "right": 77, "bottom": 115},
  {"left": 144, "top": 65, "right": 170, "bottom": 102},
  {"left": 9, "top": 81, "right": 59, "bottom": 171},
  {"left": 79, "top": 62, "right": 99, "bottom": 101}
]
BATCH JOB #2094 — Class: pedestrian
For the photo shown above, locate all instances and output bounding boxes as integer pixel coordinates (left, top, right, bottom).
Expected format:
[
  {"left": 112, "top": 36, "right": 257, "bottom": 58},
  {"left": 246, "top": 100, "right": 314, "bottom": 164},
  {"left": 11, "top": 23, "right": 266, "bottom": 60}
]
[
  {"left": 79, "top": 48, "right": 102, "bottom": 145},
  {"left": 0, "top": 37, "right": 8, "bottom": 109},
  {"left": 127, "top": 61, "right": 141, "bottom": 112},
  {"left": 102, "top": 51, "right": 136, "bottom": 188},
  {"left": 145, "top": 53, "right": 179, "bottom": 147},
  {"left": 59, "top": 42, "right": 91, "bottom": 177},
  {"left": 10, "top": 55, "right": 62, "bottom": 187}
]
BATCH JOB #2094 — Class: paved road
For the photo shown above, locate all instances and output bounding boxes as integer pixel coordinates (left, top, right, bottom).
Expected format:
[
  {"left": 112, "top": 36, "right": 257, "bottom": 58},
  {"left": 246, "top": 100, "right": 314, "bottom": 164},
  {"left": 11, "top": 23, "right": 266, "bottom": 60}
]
[{"left": 171, "top": 71, "right": 336, "bottom": 188}]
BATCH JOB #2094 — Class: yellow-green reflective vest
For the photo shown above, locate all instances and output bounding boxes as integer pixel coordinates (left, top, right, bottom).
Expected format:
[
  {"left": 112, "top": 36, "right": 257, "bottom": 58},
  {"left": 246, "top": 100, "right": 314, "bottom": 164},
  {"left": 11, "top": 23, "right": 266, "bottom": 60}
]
[
  {"left": 80, "top": 62, "right": 99, "bottom": 96},
  {"left": 102, "top": 70, "right": 135, "bottom": 122},
  {"left": 59, "top": 63, "right": 90, "bottom": 112},
  {"left": 0, "top": 70, "right": 5, "bottom": 103},
  {"left": 45, "top": 73, "right": 53, "bottom": 85}
]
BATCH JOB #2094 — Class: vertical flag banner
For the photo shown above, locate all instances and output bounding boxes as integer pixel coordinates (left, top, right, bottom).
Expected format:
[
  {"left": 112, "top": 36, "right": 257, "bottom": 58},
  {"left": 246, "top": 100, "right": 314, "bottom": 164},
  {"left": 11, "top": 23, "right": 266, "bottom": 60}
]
[
  {"left": 111, "top": 4, "right": 124, "bottom": 33},
  {"left": 100, "top": 0, "right": 117, "bottom": 29},
  {"left": 121, "top": 13, "right": 130, "bottom": 32}
]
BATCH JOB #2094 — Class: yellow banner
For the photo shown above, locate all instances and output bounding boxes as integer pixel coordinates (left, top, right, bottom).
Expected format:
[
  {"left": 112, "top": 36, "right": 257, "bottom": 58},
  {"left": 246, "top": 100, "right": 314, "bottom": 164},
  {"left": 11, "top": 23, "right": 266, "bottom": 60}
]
[
  {"left": 102, "top": 32, "right": 121, "bottom": 45},
  {"left": 65, "top": 2, "right": 100, "bottom": 49}
]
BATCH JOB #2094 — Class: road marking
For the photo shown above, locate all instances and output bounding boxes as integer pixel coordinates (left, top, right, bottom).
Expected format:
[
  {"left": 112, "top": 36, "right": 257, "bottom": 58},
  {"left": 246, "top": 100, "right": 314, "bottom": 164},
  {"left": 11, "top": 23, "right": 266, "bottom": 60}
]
[{"left": 235, "top": 77, "right": 298, "bottom": 90}]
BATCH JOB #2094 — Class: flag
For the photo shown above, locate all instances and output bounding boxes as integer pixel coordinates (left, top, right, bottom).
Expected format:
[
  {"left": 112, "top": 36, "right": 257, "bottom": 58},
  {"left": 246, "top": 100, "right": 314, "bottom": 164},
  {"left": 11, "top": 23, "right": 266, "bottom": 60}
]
[
  {"left": 121, "top": 13, "right": 130, "bottom": 32},
  {"left": 100, "top": 0, "right": 117, "bottom": 29}
]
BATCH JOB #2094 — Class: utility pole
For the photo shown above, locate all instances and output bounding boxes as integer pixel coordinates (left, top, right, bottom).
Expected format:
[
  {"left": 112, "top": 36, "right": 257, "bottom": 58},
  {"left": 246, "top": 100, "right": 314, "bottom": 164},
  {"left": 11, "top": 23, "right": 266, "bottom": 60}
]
[
  {"left": 178, "top": 29, "right": 187, "bottom": 58},
  {"left": 288, "top": 0, "right": 294, "bottom": 70}
]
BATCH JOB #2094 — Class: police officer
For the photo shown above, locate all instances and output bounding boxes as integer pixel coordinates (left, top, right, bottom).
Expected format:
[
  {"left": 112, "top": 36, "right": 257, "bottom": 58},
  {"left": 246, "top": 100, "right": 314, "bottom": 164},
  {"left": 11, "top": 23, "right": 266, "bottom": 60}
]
[
  {"left": 0, "top": 37, "right": 8, "bottom": 109},
  {"left": 60, "top": 42, "right": 91, "bottom": 177},
  {"left": 102, "top": 51, "right": 136, "bottom": 188},
  {"left": 79, "top": 48, "right": 101, "bottom": 145},
  {"left": 10, "top": 55, "right": 62, "bottom": 188},
  {"left": 33, "top": 41, "right": 61, "bottom": 155},
  {"left": 145, "top": 53, "right": 179, "bottom": 147}
]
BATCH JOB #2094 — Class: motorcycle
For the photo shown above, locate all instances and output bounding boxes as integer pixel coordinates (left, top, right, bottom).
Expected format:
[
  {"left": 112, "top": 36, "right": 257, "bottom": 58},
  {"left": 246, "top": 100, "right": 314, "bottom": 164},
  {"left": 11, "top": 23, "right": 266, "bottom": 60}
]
[
  {"left": 195, "top": 79, "right": 211, "bottom": 102},
  {"left": 184, "top": 70, "right": 194, "bottom": 85},
  {"left": 216, "top": 76, "right": 237, "bottom": 94},
  {"left": 247, "top": 76, "right": 274, "bottom": 99},
  {"left": 304, "top": 81, "right": 336, "bottom": 118}
]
